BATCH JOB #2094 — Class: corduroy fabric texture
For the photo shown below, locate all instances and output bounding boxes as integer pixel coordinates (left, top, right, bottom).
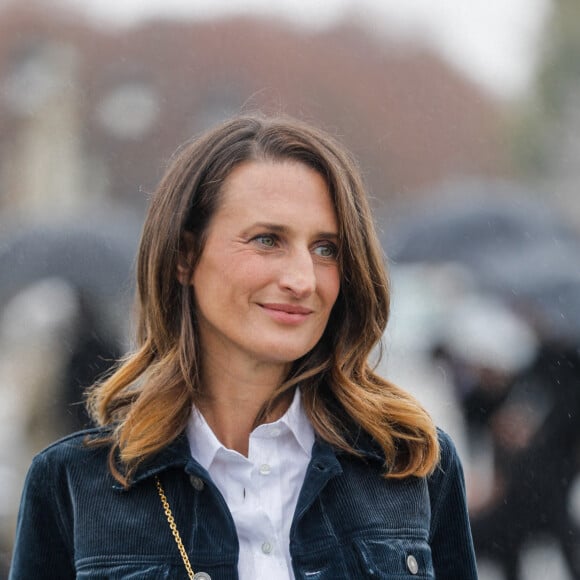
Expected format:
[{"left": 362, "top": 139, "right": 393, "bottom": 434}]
[{"left": 10, "top": 427, "right": 477, "bottom": 579}]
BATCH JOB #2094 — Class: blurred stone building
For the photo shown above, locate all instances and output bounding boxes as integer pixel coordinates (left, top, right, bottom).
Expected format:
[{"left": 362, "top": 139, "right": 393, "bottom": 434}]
[{"left": 0, "top": 1, "right": 510, "bottom": 225}]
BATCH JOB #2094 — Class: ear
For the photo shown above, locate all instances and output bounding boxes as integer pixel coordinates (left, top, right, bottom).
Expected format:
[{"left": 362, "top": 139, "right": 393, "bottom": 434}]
[{"left": 176, "top": 232, "right": 195, "bottom": 286}]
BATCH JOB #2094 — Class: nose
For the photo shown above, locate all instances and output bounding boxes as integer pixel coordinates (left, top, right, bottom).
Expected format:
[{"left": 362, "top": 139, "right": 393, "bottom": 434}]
[{"left": 279, "top": 248, "right": 316, "bottom": 299}]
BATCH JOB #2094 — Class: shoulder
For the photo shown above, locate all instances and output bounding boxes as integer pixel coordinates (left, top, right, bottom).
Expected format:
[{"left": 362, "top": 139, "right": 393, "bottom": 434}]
[
  {"left": 35, "top": 426, "right": 110, "bottom": 457},
  {"left": 434, "top": 427, "right": 461, "bottom": 472},
  {"left": 428, "top": 428, "right": 464, "bottom": 488},
  {"left": 427, "top": 428, "right": 468, "bottom": 522},
  {"left": 17, "top": 428, "right": 116, "bottom": 543},
  {"left": 27, "top": 427, "right": 112, "bottom": 482}
]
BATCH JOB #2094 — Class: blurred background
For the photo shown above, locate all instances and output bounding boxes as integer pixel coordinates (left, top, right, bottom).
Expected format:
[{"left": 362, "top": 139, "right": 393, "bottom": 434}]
[{"left": 0, "top": 0, "right": 579, "bottom": 578}]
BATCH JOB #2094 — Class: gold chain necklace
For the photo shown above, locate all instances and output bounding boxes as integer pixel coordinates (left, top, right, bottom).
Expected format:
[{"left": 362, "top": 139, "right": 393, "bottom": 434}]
[{"left": 155, "top": 475, "right": 211, "bottom": 580}]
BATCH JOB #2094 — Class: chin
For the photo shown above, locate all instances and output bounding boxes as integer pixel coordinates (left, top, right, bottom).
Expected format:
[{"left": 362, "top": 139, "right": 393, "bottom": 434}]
[{"left": 257, "top": 342, "right": 317, "bottom": 366}]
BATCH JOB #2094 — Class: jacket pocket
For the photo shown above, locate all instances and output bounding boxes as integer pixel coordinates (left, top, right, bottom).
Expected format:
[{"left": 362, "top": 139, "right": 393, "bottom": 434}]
[
  {"left": 75, "top": 557, "right": 174, "bottom": 579},
  {"left": 352, "top": 537, "right": 435, "bottom": 579}
]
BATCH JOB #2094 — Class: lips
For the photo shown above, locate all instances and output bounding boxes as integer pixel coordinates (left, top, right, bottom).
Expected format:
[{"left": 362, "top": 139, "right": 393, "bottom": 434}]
[
  {"left": 261, "top": 303, "right": 313, "bottom": 315},
  {"left": 259, "top": 303, "right": 313, "bottom": 324}
]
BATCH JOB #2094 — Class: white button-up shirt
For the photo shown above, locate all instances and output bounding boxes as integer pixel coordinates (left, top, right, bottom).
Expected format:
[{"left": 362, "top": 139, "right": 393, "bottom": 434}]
[{"left": 187, "top": 389, "right": 315, "bottom": 580}]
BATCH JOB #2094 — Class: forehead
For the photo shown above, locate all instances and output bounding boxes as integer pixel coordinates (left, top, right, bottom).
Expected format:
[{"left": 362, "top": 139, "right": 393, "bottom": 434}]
[
  {"left": 222, "top": 159, "right": 325, "bottom": 191},
  {"left": 216, "top": 160, "right": 337, "bottom": 224}
]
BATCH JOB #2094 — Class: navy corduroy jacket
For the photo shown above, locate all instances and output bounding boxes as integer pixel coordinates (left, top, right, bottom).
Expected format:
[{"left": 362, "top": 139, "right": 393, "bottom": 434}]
[{"left": 10, "top": 427, "right": 477, "bottom": 579}]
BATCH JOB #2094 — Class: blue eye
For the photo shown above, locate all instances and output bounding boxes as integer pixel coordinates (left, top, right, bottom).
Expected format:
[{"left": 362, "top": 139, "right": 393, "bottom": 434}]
[
  {"left": 254, "top": 234, "right": 277, "bottom": 247},
  {"left": 313, "top": 243, "right": 338, "bottom": 258}
]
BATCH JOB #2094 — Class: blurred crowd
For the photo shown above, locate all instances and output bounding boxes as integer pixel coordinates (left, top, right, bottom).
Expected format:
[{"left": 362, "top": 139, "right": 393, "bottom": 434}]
[{"left": 378, "top": 182, "right": 580, "bottom": 579}]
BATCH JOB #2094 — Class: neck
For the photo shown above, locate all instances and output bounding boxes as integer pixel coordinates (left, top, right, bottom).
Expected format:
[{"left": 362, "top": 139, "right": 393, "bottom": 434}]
[{"left": 196, "top": 352, "right": 293, "bottom": 456}]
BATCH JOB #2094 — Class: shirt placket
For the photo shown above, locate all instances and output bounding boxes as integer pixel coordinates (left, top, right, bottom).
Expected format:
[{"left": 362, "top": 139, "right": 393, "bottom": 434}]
[{"left": 249, "top": 426, "right": 286, "bottom": 577}]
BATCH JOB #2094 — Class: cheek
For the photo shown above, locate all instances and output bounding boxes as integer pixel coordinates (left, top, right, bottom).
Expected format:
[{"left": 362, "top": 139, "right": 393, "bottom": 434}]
[
  {"left": 236, "top": 259, "right": 269, "bottom": 281},
  {"left": 213, "top": 259, "right": 273, "bottom": 308},
  {"left": 320, "top": 267, "right": 341, "bottom": 308}
]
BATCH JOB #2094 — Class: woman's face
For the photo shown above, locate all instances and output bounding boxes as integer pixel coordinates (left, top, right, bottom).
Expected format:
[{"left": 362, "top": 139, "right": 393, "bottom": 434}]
[{"left": 189, "top": 160, "right": 340, "bottom": 373}]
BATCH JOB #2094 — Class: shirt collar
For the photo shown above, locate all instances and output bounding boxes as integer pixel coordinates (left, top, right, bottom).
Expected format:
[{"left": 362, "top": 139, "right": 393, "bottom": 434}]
[
  {"left": 186, "top": 388, "right": 315, "bottom": 470},
  {"left": 186, "top": 406, "right": 224, "bottom": 471},
  {"left": 277, "top": 387, "right": 316, "bottom": 456}
]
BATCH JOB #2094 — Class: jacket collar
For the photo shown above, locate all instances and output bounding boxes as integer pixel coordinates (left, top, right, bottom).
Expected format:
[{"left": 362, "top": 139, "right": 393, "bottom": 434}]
[
  {"left": 348, "top": 427, "right": 387, "bottom": 466},
  {"left": 112, "top": 432, "right": 193, "bottom": 491},
  {"left": 113, "top": 421, "right": 387, "bottom": 491}
]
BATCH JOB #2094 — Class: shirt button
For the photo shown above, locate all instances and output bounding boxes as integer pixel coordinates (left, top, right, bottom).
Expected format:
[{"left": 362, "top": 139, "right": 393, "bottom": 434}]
[
  {"left": 193, "top": 573, "right": 211, "bottom": 580},
  {"left": 268, "top": 427, "right": 281, "bottom": 437},
  {"left": 261, "top": 541, "right": 273, "bottom": 554},
  {"left": 189, "top": 475, "right": 205, "bottom": 491},
  {"left": 406, "top": 554, "right": 419, "bottom": 575},
  {"left": 259, "top": 463, "right": 272, "bottom": 475}
]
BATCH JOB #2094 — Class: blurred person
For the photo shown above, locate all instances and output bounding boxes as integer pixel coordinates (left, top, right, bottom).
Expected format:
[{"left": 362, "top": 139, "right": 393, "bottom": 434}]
[
  {"left": 434, "top": 294, "right": 580, "bottom": 579},
  {"left": 433, "top": 293, "right": 538, "bottom": 446},
  {"left": 9, "top": 114, "right": 477, "bottom": 579},
  {"left": 469, "top": 338, "right": 580, "bottom": 580},
  {"left": 0, "top": 277, "right": 121, "bottom": 576}
]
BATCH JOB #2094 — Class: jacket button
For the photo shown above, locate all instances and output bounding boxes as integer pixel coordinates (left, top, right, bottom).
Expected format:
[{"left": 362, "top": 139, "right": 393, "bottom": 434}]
[
  {"left": 193, "top": 573, "right": 211, "bottom": 580},
  {"left": 189, "top": 475, "right": 205, "bottom": 491},
  {"left": 406, "top": 554, "right": 419, "bottom": 575}
]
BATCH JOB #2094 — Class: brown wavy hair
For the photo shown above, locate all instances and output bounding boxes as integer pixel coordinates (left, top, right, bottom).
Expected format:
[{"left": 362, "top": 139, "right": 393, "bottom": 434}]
[{"left": 86, "top": 113, "right": 439, "bottom": 486}]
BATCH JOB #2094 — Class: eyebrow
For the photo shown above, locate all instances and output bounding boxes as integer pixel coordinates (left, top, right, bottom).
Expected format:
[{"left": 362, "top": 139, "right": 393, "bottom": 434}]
[{"left": 250, "top": 222, "right": 339, "bottom": 239}]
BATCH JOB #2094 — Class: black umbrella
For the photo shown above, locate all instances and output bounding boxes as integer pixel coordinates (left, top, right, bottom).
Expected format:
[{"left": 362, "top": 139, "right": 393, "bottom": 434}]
[
  {"left": 382, "top": 179, "right": 580, "bottom": 344},
  {"left": 0, "top": 210, "right": 141, "bottom": 342},
  {"left": 477, "top": 242, "right": 580, "bottom": 343},
  {"left": 384, "top": 180, "right": 577, "bottom": 267}
]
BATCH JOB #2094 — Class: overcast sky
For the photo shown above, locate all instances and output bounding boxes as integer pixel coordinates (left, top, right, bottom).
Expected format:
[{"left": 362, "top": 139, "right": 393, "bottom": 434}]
[{"left": 58, "top": 0, "right": 552, "bottom": 100}]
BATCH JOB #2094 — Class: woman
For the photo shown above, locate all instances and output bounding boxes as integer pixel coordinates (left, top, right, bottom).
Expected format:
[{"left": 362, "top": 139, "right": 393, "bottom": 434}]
[{"left": 10, "top": 114, "right": 477, "bottom": 579}]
